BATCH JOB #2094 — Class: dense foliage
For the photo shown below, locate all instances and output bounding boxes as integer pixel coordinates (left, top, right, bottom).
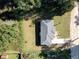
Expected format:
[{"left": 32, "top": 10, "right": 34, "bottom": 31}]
[
  {"left": 39, "top": 48, "right": 71, "bottom": 59},
  {"left": 13, "top": 0, "right": 73, "bottom": 11},
  {"left": 0, "top": 0, "right": 74, "bottom": 20},
  {"left": 13, "top": 0, "right": 41, "bottom": 11},
  {"left": 0, "top": 20, "right": 19, "bottom": 52},
  {"left": 13, "top": 0, "right": 74, "bottom": 17}
]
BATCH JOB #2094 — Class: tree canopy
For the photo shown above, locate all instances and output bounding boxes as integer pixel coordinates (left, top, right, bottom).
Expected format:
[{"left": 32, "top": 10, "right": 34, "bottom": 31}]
[
  {"left": 0, "top": 21, "right": 19, "bottom": 52},
  {"left": 0, "top": 0, "right": 74, "bottom": 20}
]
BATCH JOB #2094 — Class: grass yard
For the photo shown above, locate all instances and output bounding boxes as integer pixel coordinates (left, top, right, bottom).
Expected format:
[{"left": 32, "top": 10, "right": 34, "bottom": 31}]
[
  {"left": 8, "top": 54, "right": 18, "bottom": 59},
  {"left": 23, "top": 19, "right": 41, "bottom": 52},
  {"left": 54, "top": 12, "right": 71, "bottom": 38},
  {"left": 22, "top": 19, "right": 42, "bottom": 59}
]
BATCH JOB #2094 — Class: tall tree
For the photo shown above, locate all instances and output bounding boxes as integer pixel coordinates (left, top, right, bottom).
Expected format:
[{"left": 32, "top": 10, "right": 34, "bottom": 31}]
[
  {"left": 0, "top": 0, "right": 74, "bottom": 20},
  {"left": 11, "top": 0, "right": 74, "bottom": 19}
]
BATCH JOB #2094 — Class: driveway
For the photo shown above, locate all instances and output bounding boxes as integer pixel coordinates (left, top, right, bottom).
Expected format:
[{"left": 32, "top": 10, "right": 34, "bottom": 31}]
[{"left": 70, "top": 2, "right": 79, "bottom": 59}]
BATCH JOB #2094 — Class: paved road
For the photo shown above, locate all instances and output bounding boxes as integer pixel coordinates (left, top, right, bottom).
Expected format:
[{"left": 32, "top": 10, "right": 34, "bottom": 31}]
[{"left": 70, "top": 2, "right": 79, "bottom": 59}]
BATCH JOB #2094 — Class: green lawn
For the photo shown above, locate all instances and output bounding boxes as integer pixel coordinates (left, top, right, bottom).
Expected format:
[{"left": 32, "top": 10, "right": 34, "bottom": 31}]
[
  {"left": 54, "top": 12, "right": 71, "bottom": 38},
  {"left": 8, "top": 54, "right": 18, "bottom": 59},
  {"left": 22, "top": 19, "right": 43, "bottom": 59}
]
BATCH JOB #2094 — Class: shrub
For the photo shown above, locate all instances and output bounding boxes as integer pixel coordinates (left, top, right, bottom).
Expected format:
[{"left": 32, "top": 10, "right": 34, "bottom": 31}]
[{"left": 0, "top": 20, "right": 19, "bottom": 52}]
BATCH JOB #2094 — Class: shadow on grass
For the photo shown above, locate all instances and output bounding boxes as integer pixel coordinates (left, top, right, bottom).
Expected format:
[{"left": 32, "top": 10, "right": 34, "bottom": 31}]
[
  {"left": 35, "top": 19, "right": 41, "bottom": 46},
  {"left": 39, "top": 45, "right": 71, "bottom": 59}
]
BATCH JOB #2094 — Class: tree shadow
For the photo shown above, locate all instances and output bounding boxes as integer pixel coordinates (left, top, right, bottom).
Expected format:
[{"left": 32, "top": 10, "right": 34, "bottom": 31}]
[
  {"left": 0, "top": 8, "right": 36, "bottom": 21},
  {"left": 0, "top": 9, "right": 26, "bottom": 21},
  {"left": 35, "top": 0, "right": 74, "bottom": 20},
  {"left": 39, "top": 45, "right": 71, "bottom": 59},
  {"left": 0, "top": 0, "right": 74, "bottom": 22},
  {"left": 0, "top": 0, "right": 17, "bottom": 9},
  {"left": 35, "top": 18, "right": 41, "bottom": 46},
  {"left": 0, "top": 0, "right": 36, "bottom": 21},
  {"left": 39, "top": 37, "right": 79, "bottom": 59}
]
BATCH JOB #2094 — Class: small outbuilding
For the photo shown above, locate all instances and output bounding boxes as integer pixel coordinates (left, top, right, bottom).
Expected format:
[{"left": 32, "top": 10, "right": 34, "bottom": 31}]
[
  {"left": 40, "top": 20, "right": 69, "bottom": 46},
  {"left": 40, "top": 20, "right": 56, "bottom": 46}
]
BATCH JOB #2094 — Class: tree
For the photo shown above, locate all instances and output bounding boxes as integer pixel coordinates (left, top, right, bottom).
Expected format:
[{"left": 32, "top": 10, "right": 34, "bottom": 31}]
[
  {"left": 14, "top": 0, "right": 73, "bottom": 12},
  {"left": 41, "top": 0, "right": 74, "bottom": 17},
  {"left": 0, "top": 0, "right": 74, "bottom": 20},
  {"left": 0, "top": 21, "right": 19, "bottom": 52},
  {"left": 13, "top": 0, "right": 41, "bottom": 11}
]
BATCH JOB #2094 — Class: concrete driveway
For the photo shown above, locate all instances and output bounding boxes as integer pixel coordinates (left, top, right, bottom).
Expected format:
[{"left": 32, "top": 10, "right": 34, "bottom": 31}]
[{"left": 70, "top": 2, "right": 79, "bottom": 59}]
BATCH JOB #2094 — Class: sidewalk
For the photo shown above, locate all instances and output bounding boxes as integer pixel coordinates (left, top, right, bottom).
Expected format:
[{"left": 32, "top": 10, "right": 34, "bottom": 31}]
[{"left": 70, "top": 2, "right": 79, "bottom": 46}]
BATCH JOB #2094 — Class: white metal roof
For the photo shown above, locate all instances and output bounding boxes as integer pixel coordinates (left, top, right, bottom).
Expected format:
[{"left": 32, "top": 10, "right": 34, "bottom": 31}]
[
  {"left": 41, "top": 20, "right": 56, "bottom": 46},
  {"left": 40, "top": 20, "right": 69, "bottom": 46}
]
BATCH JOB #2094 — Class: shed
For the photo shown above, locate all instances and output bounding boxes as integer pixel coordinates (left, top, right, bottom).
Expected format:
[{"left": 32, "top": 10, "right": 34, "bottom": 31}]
[{"left": 40, "top": 20, "right": 56, "bottom": 46}]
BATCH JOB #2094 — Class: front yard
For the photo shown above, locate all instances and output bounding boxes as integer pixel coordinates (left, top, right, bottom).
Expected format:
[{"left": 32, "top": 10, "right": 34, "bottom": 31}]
[{"left": 54, "top": 12, "right": 71, "bottom": 38}]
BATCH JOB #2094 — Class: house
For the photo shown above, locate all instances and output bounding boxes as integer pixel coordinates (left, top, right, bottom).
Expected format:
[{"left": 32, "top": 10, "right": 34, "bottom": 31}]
[
  {"left": 41, "top": 20, "right": 56, "bottom": 46},
  {"left": 40, "top": 20, "right": 69, "bottom": 46}
]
